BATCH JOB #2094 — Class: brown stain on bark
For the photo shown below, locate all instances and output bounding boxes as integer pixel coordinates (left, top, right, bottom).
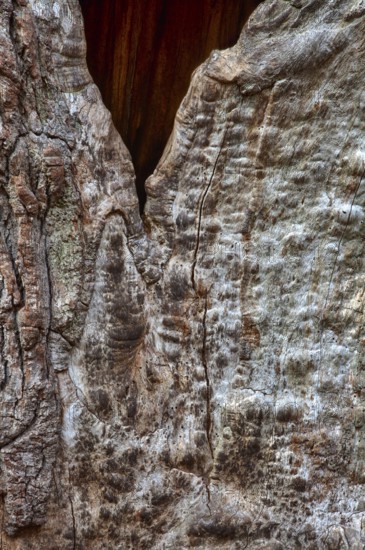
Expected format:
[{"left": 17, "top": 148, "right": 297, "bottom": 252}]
[
  {"left": 242, "top": 314, "right": 261, "bottom": 348},
  {"left": 79, "top": 0, "right": 262, "bottom": 207}
]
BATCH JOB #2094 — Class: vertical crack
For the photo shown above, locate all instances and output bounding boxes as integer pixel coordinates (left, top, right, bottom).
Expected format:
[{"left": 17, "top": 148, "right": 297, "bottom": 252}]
[
  {"left": 191, "top": 125, "right": 228, "bottom": 290},
  {"left": 0, "top": 326, "right": 8, "bottom": 391},
  {"left": 204, "top": 480, "right": 212, "bottom": 515},
  {"left": 67, "top": 464, "right": 76, "bottom": 550},
  {"left": 0, "top": 506, "right": 3, "bottom": 550},
  {"left": 43, "top": 228, "right": 53, "bottom": 380},
  {"left": 202, "top": 294, "right": 213, "bottom": 459},
  {"left": 69, "top": 494, "right": 76, "bottom": 550}
]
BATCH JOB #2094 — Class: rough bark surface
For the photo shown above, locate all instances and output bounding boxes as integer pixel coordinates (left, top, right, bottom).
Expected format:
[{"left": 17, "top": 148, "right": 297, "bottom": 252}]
[
  {"left": 79, "top": 0, "right": 262, "bottom": 204},
  {"left": 1, "top": 1, "right": 365, "bottom": 549}
]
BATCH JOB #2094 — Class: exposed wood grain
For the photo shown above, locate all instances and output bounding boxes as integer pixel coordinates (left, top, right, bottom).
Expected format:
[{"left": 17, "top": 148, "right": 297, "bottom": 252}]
[{"left": 79, "top": 0, "right": 261, "bottom": 205}]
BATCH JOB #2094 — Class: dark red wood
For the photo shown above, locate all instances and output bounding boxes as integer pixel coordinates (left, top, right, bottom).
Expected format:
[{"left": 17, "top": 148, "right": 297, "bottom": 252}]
[{"left": 79, "top": 0, "right": 262, "bottom": 206}]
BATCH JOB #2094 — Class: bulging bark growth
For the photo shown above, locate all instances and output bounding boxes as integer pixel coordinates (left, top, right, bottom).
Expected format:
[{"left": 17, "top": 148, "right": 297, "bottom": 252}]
[
  {"left": 1, "top": 0, "right": 365, "bottom": 548},
  {"left": 79, "top": 0, "right": 262, "bottom": 206}
]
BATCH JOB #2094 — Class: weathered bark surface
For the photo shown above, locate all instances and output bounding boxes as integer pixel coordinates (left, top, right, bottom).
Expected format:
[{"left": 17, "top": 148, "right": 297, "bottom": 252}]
[
  {"left": 1, "top": 0, "right": 365, "bottom": 549},
  {"left": 79, "top": 0, "right": 262, "bottom": 204}
]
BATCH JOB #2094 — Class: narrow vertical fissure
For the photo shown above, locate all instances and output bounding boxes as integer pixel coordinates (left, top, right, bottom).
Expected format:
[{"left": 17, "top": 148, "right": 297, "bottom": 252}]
[
  {"left": 79, "top": 0, "right": 261, "bottom": 211},
  {"left": 0, "top": 326, "right": 7, "bottom": 391},
  {"left": 191, "top": 126, "right": 228, "bottom": 290},
  {"left": 202, "top": 294, "right": 213, "bottom": 459},
  {"left": 69, "top": 495, "right": 76, "bottom": 550}
]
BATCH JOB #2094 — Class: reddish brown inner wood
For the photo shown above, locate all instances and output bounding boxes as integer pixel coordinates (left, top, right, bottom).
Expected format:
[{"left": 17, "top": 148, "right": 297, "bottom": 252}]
[{"left": 79, "top": 0, "right": 261, "bottom": 208}]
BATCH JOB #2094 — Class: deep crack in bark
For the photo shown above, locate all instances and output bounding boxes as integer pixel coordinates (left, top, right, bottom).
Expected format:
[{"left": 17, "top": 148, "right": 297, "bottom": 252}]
[
  {"left": 191, "top": 125, "right": 228, "bottom": 290},
  {"left": 202, "top": 294, "right": 213, "bottom": 460}
]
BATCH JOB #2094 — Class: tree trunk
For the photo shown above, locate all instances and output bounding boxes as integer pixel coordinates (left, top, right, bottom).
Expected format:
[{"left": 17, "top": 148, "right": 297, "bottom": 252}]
[
  {"left": 1, "top": 1, "right": 365, "bottom": 548},
  {"left": 79, "top": 0, "right": 262, "bottom": 205}
]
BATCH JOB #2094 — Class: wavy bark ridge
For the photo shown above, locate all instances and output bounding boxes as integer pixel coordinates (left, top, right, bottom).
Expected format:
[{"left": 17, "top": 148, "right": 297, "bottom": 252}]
[{"left": 1, "top": 0, "right": 365, "bottom": 548}]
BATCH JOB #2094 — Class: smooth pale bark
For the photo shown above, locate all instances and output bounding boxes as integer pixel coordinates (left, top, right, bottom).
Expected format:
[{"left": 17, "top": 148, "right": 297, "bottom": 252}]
[{"left": 1, "top": 1, "right": 365, "bottom": 549}]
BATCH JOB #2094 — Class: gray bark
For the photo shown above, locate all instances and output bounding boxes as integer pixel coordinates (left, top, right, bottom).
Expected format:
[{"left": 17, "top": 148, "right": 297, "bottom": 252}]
[{"left": 1, "top": 1, "right": 365, "bottom": 548}]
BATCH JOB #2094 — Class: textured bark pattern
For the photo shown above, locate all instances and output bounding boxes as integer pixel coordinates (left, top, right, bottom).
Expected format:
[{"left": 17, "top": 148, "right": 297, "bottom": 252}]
[
  {"left": 79, "top": 0, "right": 262, "bottom": 203},
  {"left": 1, "top": 0, "right": 365, "bottom": 549},
  {"left": 0, "top": 0, "right": 159, "bottom": 542}
]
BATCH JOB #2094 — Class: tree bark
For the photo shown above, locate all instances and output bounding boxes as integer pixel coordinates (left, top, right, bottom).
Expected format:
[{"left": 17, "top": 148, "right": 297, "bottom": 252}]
[
  {"left": 79, "top": 0, "right": 262, "bottom": 205},
  {"left": 1, "top": 1, "right": 365, "bottom": 549}
]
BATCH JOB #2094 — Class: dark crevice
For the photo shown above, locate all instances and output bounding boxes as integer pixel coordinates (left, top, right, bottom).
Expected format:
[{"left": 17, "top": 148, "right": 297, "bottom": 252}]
[
  {"left": 79, "top": 0, "right": 262, "bottom": 211},
  {"left": 68, "top": 494, "right": 76, "bottom": 550},
  {"left": 0, "top": 326, "right": 7, "bottom": 391},
  {"left": 191, "top": 125, "right": 228, "bottom": 291},
  {"left": 202, "top": 294, "right": 213, "bottom": 460}
]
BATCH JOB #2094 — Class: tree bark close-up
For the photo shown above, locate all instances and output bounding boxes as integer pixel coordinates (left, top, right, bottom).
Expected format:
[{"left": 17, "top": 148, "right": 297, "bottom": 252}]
[
  {"left": 79, "top": 0, "right": 262, "bottom": 207},
  {"left": 1, "top": 1, "right": 365, "bottom": 548}
]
